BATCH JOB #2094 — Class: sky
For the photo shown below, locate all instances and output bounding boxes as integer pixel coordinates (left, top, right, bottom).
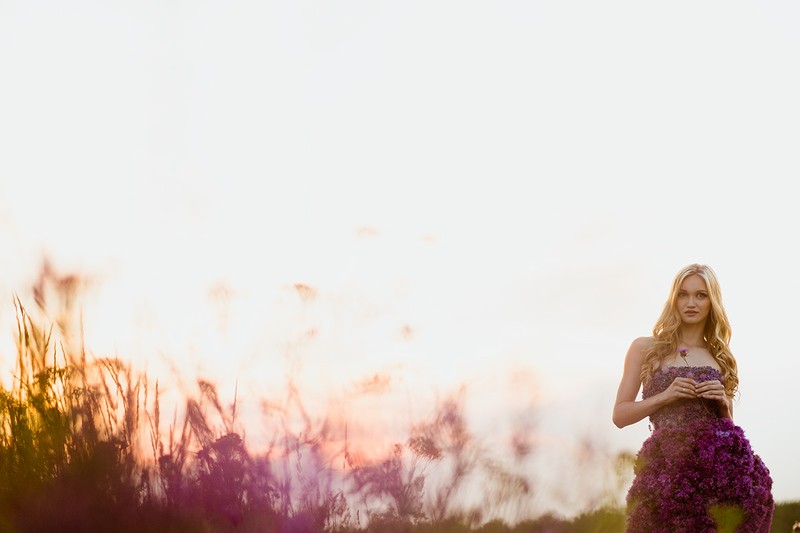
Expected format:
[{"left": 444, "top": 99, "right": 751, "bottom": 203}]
[{"left": 1, "top": 0, "right": 799, "bottom": 518}]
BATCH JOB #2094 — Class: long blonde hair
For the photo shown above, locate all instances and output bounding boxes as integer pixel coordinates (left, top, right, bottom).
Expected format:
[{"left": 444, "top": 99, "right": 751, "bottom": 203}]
[{"left": 640, "top": 264, "right": 739, "bottom": 397}]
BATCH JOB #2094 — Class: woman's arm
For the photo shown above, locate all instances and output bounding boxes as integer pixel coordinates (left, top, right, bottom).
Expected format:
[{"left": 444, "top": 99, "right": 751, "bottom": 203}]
[{"left": 612, "top": 337, "right": 699, "bottom": 428}]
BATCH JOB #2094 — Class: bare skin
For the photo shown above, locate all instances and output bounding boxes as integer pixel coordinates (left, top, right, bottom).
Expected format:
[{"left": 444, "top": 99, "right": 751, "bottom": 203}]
[{"left": 613, "top": 275, "right": 733, "bottom": 429}]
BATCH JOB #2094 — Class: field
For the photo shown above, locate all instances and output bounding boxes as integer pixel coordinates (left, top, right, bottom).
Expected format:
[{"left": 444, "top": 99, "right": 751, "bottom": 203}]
[{"left": 1, "top": 272, "right": 797, "bottom": 532}]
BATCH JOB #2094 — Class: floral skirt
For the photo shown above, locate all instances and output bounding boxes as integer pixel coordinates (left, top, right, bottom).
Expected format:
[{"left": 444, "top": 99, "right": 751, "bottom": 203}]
[{"left": 626, "top": 417, "right": 773, "bottom": 532}]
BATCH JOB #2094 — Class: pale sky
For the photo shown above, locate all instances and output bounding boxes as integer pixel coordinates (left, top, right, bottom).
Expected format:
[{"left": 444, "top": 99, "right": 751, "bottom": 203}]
[{"left": 1, "top": 0, "right": 799, "bottom": 518}]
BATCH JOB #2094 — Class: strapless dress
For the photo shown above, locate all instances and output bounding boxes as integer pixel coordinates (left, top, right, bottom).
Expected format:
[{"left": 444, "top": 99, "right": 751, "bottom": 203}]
[{"left": 626, "top": 366, "right": 773, "bottom": 532}]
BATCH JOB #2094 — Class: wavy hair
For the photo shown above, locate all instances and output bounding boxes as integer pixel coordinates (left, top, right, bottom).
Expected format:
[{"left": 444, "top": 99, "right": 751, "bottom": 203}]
[{"left": 640, "top": 264, "right": 739, "bottom": 398}]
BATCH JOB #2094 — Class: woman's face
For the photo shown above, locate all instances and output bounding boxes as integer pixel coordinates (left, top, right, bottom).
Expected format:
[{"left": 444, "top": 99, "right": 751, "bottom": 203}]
[{"left": 676, "top": 274, "right": 711, "bottom": 325}]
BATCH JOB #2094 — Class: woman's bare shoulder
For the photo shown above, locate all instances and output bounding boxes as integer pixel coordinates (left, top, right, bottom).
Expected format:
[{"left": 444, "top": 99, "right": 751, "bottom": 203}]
[
  {"left": 628, "top": 336, "right": 654, "bottom": 357},
  {"left": 631, "top": 336, "right": 654, "bottom": 349}
]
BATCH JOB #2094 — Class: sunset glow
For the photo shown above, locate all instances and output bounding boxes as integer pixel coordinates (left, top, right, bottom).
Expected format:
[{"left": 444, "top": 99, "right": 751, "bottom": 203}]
[{"left": 2, "top": 1, "right": 800, "bottom": 526}]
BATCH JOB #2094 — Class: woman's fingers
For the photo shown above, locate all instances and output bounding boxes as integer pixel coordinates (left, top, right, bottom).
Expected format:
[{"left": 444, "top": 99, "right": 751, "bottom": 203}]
[
  {"left": 673, "top": 377, "right": 697, "bottom": 397},
  {"left": 669, "top": 378, "right": 727, "bottom": 403},
  {"left": 694, "top": 380, "right": 726, "bottom": 401},
  {"left": 695, "top": 379, "right": 723, "bottom": 393}
]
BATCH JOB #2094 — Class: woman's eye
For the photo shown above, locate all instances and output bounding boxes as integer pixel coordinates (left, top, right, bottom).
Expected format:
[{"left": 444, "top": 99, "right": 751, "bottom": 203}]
[{"left": 697, "top": 293, "right": 707, "bottom": 299}]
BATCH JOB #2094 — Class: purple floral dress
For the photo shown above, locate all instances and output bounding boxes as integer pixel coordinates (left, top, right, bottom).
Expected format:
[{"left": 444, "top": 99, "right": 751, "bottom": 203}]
[{"left": 626, "top": 366, "right": 773, "bottom": 532}]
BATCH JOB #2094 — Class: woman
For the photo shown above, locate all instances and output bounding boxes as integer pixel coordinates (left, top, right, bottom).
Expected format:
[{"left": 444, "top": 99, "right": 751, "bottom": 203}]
[{"left": 613, "top": 264, "right": 773, "bottom": 532}]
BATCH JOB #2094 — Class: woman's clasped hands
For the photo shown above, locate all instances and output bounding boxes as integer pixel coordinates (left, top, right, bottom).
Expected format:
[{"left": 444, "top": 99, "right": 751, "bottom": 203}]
[{"left": 668, "top": 377, "right": 727, "bottom": 404}]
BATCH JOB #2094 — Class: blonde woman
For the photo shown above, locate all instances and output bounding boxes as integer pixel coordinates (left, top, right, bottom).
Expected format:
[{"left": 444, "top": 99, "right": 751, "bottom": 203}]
[{"left": 613, "top": 264, "right": 773, "bottom": 532}]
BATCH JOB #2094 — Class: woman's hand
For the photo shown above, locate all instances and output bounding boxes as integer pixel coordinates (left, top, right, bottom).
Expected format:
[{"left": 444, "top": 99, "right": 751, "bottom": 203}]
[
  {"left": 694, "top": 379, "right": 732, "bottom": 418},
  {"left": 665, "top": 376, "right": 698, "bottom": 402},
  {"left": 695, "top": 379, "right": 733, "bottom": 418},
  {"left": 694, "top": 379, "right": 726, "bottom": 403}
]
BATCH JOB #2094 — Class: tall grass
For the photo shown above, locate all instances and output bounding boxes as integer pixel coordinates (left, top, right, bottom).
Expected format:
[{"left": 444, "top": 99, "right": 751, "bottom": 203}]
[
  {"left": 0, "top": 267, "right": 541, "bottom": 531},
  {"left": 0, "top": 297, "right": 150, "bottom": 531},
  {"left": 0, "top": 296, "right": 530, "bottom": 532}
]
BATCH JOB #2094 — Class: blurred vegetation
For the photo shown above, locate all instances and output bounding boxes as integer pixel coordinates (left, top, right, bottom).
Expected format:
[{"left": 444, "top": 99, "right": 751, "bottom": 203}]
[{"left": 0, "top": 266, "right": 797, "bottom": 532}]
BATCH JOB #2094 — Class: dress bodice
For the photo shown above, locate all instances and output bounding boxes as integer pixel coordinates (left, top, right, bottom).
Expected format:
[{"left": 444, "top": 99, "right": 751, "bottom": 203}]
[{"left": 643, "top": 365, "right": 722, "bottom": 430}]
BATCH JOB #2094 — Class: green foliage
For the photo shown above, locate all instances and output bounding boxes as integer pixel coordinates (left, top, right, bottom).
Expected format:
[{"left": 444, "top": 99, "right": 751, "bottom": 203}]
[
  {"left": 771, "top": 500, "right": 800, "bottom": 533},
  {"left": 709, "top": 504, "right": 744, "bottom": 532}
]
